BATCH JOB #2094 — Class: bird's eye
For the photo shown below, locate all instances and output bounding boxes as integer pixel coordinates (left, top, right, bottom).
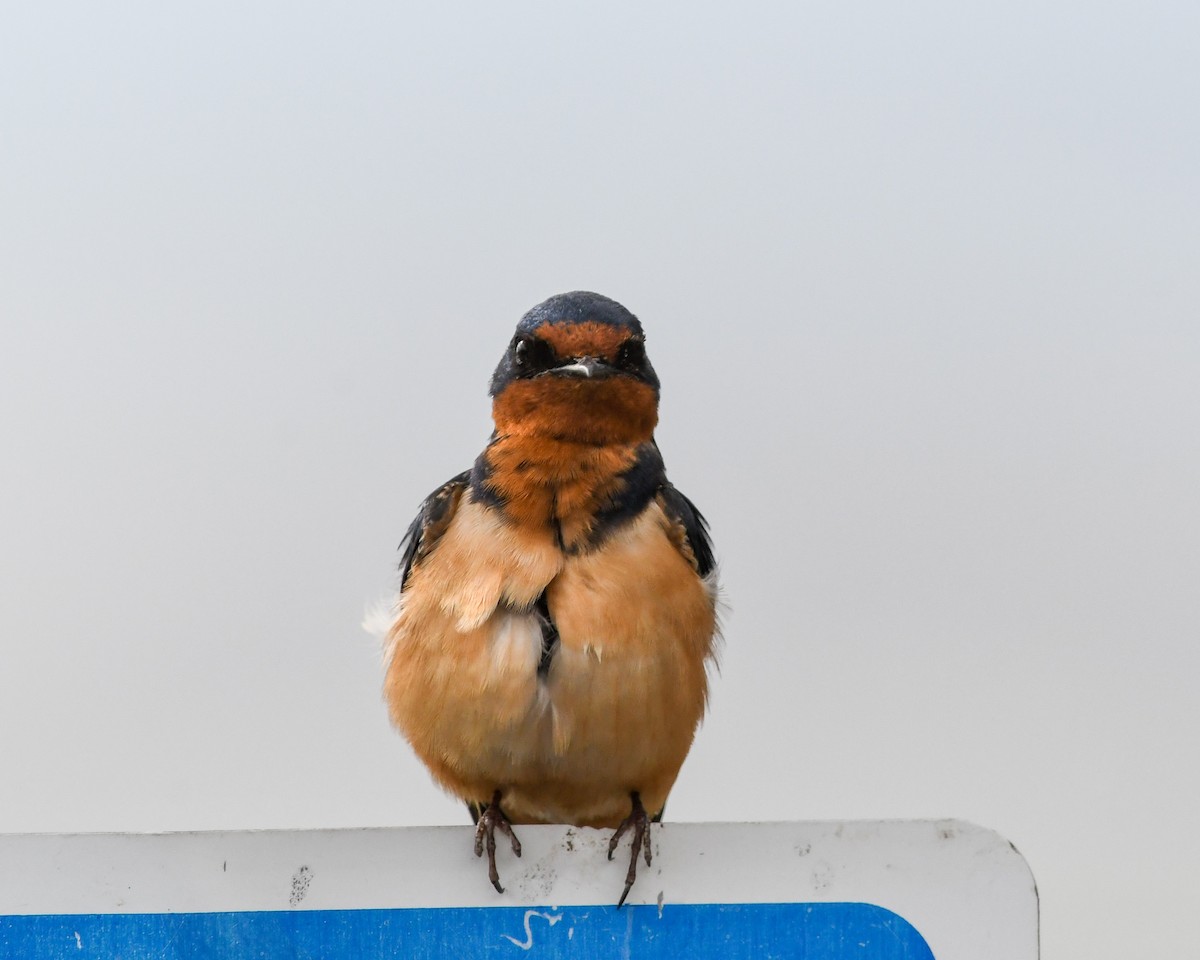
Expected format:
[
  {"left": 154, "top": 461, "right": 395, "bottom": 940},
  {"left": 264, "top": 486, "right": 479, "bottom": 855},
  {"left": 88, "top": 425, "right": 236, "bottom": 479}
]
[
  {"left": 616, "top": 338, "right": 645, "bottom": 370},
  {"left": 512, "top": 335, "right": 553, "bottom": 375}
]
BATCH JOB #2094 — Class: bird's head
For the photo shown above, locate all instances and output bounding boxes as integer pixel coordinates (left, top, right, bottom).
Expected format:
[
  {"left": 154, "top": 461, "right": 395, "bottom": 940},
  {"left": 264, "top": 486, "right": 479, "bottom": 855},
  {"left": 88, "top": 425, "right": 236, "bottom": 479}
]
[{"left": 489, "top": 292, "right": 660, "bottom": 445}]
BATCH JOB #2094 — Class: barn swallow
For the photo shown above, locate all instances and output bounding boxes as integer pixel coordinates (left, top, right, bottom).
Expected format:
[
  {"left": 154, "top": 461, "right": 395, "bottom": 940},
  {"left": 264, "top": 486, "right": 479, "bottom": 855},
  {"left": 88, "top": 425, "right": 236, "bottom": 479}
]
[{"left": 384, "top": 291, "right": 718, "bottom": 906}]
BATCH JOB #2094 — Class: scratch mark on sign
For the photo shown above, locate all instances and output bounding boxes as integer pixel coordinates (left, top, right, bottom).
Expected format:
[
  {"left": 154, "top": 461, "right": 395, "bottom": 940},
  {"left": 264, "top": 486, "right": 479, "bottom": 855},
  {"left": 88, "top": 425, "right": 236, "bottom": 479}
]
[
  {"left": 289, "top": 866, "right": 312, "bottom": 906},
  {"left": 74, "top": 931, "right": 82, "bottom": 950},
  {"left": 811, "top": 860, "right": 834, "bottom": 891},
  {"left": 502, "top": 910, "right": 562, "bottom": 950}
]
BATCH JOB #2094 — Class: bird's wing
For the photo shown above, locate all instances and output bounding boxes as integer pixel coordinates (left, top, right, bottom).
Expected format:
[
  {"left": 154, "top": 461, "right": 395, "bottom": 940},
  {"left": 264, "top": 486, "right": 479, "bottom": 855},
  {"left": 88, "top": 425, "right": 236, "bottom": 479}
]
[
  {"left": 656, "top": 482, "right": 716, "bottom": 578},
  {"left": 398, "top": 470, "right": 472, "bottom": 590}
]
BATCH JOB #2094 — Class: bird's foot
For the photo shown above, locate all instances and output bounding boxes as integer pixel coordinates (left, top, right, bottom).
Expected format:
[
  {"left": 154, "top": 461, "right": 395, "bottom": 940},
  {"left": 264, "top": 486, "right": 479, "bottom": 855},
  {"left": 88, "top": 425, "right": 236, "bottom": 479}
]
[
  {"left": 607, "top": 791, "right": 653, "bottom": 908},
  {"left": 473, "top": 790, "right": 522, "bottom": 894}
]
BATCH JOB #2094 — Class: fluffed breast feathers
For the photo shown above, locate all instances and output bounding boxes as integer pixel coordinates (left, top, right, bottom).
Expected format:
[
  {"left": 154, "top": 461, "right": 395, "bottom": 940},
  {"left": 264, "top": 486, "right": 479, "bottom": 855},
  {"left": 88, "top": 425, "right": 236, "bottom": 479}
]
[{"left": 384, "top": 481, "right": 718, "bottom": 825}]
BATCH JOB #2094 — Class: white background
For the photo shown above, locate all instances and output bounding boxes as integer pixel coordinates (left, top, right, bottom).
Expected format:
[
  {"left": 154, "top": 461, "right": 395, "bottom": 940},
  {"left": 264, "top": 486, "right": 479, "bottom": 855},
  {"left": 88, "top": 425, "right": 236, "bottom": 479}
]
[{"left": 2, "top": 3, "right": 1196, "bottom": 957}]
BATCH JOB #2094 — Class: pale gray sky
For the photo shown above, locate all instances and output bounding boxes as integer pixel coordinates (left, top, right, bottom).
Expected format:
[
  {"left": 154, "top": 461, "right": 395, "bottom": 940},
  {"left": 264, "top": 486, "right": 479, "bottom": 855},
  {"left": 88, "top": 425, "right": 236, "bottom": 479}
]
[{"left": 2, "top": 2, "right": 1197, "bottom": 956}]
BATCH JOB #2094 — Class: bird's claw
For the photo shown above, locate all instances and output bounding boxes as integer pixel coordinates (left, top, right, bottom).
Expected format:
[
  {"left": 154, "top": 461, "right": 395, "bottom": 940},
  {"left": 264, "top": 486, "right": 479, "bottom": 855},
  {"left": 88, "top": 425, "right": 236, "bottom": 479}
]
[
  {"left": 607, "top": 791, "right": 652, "bottom": 908},
  {"left": 474, "top": 790, "right": 522, "bottom": 893}
]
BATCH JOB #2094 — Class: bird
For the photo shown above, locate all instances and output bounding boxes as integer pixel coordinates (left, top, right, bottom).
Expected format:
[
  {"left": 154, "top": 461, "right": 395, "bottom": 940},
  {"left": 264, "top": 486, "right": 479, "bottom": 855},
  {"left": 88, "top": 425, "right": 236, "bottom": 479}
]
[{"left": 383, "top": 291, "right": 719, "bottom": 906}]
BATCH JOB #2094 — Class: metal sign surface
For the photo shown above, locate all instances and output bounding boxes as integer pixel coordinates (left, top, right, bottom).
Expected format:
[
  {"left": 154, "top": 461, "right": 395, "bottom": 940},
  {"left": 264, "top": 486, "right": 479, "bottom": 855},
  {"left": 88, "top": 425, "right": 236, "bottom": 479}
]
[{"left": 0, "top": 820, "right": 1037, "bottom": 958}]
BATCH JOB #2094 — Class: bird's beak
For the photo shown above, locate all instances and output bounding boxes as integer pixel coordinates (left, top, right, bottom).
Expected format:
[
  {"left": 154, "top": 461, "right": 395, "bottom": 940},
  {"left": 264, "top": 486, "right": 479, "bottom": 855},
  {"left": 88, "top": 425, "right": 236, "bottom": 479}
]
[{"left": 550, "top": 357, "right": 614, "bottom": 379}]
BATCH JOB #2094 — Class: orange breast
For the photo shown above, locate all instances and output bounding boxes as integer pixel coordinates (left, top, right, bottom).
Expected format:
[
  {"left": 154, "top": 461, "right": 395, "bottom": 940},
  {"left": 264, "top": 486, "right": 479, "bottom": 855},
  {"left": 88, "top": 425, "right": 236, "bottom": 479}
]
[{"left": 384, "top": 498, "right": 718, "bottom": 827}]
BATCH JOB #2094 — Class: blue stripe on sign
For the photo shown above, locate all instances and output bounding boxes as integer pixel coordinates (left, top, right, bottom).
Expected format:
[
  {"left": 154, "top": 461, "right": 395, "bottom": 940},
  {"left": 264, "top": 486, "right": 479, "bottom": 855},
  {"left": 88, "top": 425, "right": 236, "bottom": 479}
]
[{"left": 0, "top": 902, "right": 933, "bottom": 958}]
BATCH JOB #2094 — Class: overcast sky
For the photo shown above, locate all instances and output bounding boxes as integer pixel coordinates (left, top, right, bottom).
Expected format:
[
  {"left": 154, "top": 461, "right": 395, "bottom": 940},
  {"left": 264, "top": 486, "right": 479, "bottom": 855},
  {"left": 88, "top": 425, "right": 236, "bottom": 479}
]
[{"left": 2, "top": 2, "right": 1197, "bottom": 957}]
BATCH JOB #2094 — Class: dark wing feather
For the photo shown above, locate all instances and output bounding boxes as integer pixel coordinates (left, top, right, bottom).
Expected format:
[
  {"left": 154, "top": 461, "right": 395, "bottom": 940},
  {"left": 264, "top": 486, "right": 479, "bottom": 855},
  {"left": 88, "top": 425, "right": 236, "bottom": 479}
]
[
  {"left": 398, "top": 470, "right": 471, "bottom": 590},
  {"left": 657, "top": 482, "right": 716, "bottom": 578}
]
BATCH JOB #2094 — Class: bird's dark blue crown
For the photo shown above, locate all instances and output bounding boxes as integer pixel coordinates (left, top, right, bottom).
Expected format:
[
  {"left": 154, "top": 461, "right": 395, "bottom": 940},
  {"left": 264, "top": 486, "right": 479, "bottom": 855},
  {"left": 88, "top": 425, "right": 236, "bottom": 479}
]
[{"left": 514, "top": 291, "right": 644, "bottom": 337}]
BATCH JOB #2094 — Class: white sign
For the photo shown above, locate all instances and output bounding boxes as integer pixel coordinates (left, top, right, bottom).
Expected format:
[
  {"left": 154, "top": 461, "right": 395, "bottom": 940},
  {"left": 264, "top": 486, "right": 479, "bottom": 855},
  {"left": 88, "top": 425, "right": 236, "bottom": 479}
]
[{"left": 0, "top": 820, "right": 1037, "bottom": 958}]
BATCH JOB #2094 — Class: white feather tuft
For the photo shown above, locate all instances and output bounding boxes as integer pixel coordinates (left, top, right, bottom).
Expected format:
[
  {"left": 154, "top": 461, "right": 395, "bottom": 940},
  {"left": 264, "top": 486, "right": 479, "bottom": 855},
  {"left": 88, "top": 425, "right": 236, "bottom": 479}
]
[{"left": 362, "top": 594, "right": 399, "bottom": 643}]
